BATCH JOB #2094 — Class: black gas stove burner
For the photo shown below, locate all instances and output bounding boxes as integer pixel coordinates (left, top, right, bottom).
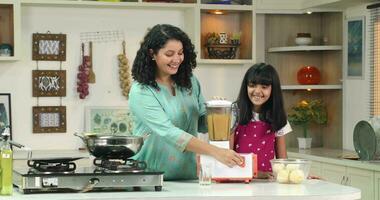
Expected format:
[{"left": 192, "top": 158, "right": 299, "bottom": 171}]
[
  {"left": 93, "top": 158, "right": 147, "bottom": 172},
  {"left": 27, "top": 159, "right": 76, "bottom": 173}
]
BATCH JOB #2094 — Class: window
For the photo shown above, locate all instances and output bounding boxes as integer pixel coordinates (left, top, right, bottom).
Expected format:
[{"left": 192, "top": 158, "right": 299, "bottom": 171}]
[{"left": 369, "top": 4, "right": 380, "bottom": 116}]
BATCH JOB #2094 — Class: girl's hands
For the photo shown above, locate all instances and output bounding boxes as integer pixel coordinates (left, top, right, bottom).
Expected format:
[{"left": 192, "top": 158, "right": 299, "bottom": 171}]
[
  {"left": 257, "top": 171, "right": 274, "bottom": 179},
  {"left": 308, "top": 175, "right": 321, "bottom": 179},
  {"left": 212, "top": 147, "right": 244, "bottom": 168}
]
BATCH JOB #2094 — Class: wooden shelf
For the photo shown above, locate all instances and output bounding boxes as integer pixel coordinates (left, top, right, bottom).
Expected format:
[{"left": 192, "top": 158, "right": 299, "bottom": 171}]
[
  {"left": 268, "top": 45, "right": 342, "bottom": 52},
  {"left": 20, "top": 0, "right": 195, "bottom": 9},
  {"left": 199, "top": 4, "right": 253, "bottom": 11},
  {"left": 0, "top": 56, "right": 18, "bottom": 61},
  {"left": 200, "top": 9, "right": 253, "bottom": 60},
  {"left": 197, "top": 58, "right": 253, "bottom": 65},
  {"left": 281, "top": 84, "right": 342, "bottom": 90}
]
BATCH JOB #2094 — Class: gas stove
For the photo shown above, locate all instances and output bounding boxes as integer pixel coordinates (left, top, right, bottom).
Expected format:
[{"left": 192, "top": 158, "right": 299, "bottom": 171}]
[{"left": 13, "top": 158, "right": 164, "bottom": 194}]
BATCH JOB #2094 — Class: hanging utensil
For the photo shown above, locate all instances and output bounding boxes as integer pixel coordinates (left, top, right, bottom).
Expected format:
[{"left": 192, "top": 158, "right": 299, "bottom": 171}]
[
  {"left": 88, "top": 41, "right": 96, "bottom": 83},
  {"left": 118, "top": 40, "right": 132, "bottom": 99}
]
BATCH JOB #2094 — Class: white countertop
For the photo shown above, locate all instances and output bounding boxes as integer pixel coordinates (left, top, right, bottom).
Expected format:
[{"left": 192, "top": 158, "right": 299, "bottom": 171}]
[
  {"left": 8, "top": 149, "right": 361, "bottom": 200},
  {"left": 3, "top": 179, "right": 360, "bottom": 200},
  {"left": 287, "top": 148, "right": 380, "bottom": 171}
]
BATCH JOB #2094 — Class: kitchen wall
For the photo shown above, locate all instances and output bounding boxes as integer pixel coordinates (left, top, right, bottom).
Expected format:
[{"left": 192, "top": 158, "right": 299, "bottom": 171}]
[
  {"left": 342, "top": 4, "right": 371, "bottom": 151},
  {"left": 4, "top": 2, "right": 370, "bottom": 151},
  {"left": 0, "top": 5, "right": 249, "bottom": 150}
]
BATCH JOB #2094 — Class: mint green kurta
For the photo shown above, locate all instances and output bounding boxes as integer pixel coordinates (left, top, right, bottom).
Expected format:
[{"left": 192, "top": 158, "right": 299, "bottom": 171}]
[{"left": 128, "top": 76, "right": 207, "bottom": 180}]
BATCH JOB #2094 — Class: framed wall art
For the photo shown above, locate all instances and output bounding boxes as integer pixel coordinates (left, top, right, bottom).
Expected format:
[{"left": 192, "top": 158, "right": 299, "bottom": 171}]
[
  {"left": 32, "top": 70, "right": 66, "bottom": 97},
  {"left": 346, "top": 16, "right": 365, "bottom": 79},
  {"left": 0, "top": 93, "right": 12, "bottom": 137},
  {"left": 85, "top": 106, "right": 133, "bottom": 135},
  {"left": 32, "top": 33, "right": 66, "bottom": 61},
  {"left": 33, "top": 106, "right": 66, "bottom": 133}
]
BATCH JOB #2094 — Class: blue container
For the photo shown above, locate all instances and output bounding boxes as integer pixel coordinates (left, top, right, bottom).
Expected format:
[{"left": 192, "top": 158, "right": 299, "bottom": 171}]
[{"left": 207, "top": 0, "right": 231, "bottom": 4}]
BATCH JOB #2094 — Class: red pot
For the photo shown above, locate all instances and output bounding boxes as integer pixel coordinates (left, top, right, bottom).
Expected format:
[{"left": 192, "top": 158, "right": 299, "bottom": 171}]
[{"left": 297, "top": 66, "right": 321, "bottom": 85}]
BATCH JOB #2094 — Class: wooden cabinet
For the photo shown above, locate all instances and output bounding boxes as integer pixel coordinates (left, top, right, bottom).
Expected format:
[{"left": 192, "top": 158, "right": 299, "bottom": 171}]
[
  {"left": 263, "top": 12, "right": 343, "bottom": 149},
  {"left": 346, "top": 167, "right": 375, "bottom": 200},
  {"left": 375, "top": 172, "right": 380, "bottom": 200},
  {"left": 289, "top": 152, "right": 377, "bottom": 200},
  {"left": 198, "top": 1, "right": 254, "bottom": 64},
  {"left": 15, "top": 0, "right": 255, "bottom": 65},
  {"left": 321, "top": 163, "right": 346, "bottom": 184},
  {"left": 255, "top": 0, "right": 304, "bottom": 12},
  {"left": 309, "top": 160, "right": 322, "bottom": 177},
  {"left": 0, "top": 0, "right": 20, "bottom": 61},
  {"left": 321, "top": 163, "right": 375, "bottom": 200}
]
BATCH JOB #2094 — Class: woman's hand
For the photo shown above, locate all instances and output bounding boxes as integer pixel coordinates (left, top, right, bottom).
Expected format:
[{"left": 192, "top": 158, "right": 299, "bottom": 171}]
[
  {"left": 186, "top": 137, "right": 243, "bottom": 168},
  {"left": 212, "top": 147, "right": 244, "bottom": 168}
]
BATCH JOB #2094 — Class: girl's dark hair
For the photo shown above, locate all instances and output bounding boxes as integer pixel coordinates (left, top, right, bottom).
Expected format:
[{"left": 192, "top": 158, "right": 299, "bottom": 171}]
[
  {"left": 132, "top": 24, "right": 197, "bottom": 90},
  {"left": 235, "top": 63, "right": 287, "bottom": 132}
]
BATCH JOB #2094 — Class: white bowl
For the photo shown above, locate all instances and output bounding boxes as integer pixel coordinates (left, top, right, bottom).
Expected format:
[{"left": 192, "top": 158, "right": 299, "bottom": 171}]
[
  {"left": 295, "top": 37, "right": 312, "bottom": 46},
  {"left": 270, "top": 159, "right": 311, "bottom": 184}
]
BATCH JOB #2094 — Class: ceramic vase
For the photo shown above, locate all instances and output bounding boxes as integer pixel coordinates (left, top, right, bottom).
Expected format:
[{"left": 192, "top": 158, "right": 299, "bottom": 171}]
[
  {"left": 297, "top": 66, "right": 321, "bottom": 85},
  {"left": 297, "top": 137, "right": 312, "bottom": 149},
  {"left": 295, "top": 33, "right": 312, "bottom": 46}
]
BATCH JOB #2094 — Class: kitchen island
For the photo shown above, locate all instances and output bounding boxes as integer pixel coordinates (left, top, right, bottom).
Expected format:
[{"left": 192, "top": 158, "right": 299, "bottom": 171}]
[
  {"left": 9, "top": 150, "right": 360, "bottom": 200},
  {"left": 4, "top": 179, "right": 360, "bottom": 200}
]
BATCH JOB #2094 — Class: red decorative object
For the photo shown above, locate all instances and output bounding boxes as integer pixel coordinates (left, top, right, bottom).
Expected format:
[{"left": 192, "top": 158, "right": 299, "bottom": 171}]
[{"left": 297, "top": 66, "right": 321, "bottom": 85}]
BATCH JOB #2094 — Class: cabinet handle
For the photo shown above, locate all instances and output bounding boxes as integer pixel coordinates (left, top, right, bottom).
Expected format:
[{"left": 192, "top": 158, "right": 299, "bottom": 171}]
[
  {"left": 345, "top": 176, "right": 349, "bottom": 185},
  {"left": 340, "top": 176, "right": 345, "bottom": 184}
]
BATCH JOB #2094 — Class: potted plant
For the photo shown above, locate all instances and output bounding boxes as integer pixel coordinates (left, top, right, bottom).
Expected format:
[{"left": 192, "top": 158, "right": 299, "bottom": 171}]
[
  {"left": 230, "top": 32, "right": 241, "bottom": 45},
  {"left": 206, "top": 32, "right": 220, "bottom": 45},
  {"left": 288, "top": 99, "right": 327, "bottom": 149}
]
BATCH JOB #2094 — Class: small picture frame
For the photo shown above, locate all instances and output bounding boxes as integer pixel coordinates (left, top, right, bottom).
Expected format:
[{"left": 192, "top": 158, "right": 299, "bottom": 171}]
[
  {"left": 0, "top": 93, "right": 12, "bottom": 138},
  {"left": 346, "top": 16, "right": 365, "bottom": 79},
  {"left": 32, "top": 70, "right": 66, "bottom": 97},
  {"left": 85, "top": 106, "right": 133, "bottom": 135},
  {"left": 32, "top": 33, "right": 66, "bottom": 61},
  {"left": 33, "top": 106, "right": 66, "bottom": 133}
]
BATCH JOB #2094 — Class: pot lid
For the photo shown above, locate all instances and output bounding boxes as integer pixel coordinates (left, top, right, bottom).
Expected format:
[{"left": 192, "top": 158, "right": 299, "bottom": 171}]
[{"left": 353, "top": 120, "right": 376, "bottom": 160}]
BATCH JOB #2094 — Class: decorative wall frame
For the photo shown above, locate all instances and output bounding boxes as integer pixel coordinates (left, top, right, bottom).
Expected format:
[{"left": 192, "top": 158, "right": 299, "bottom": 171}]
[
  {"left": 0, "top": 93, "right": 12, "bottom": 138},
  {"left": 32, "top": 33, "right": 66, "bottom": 61},
  {"left": 346, "top": 16, "right": 365, "bottom": 79},
  {"left": 33, "top": 106, "right": 66, "bottom": 133},
  {"left": 32, "top": 70, "right": 66, "bottom": 97},
  {"left": 85, "top": 106, "right": 133, "bottom": 135}
]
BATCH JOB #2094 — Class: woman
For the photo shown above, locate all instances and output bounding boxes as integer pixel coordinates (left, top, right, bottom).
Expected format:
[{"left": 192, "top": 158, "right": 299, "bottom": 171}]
[{"left": 129, "top": 24, "right": 243, "bottom": 180}]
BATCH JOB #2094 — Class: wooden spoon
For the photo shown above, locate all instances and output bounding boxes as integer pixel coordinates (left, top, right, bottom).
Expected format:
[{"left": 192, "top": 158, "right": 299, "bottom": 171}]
[{"left": 88, "top": 41, "right": 96, "bottom": 83}]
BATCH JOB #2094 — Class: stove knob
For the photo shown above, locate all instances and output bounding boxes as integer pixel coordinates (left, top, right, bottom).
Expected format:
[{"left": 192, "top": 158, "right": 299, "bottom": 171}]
[{"left": 89, "top": 178, "right": 100, "bottom": 184}]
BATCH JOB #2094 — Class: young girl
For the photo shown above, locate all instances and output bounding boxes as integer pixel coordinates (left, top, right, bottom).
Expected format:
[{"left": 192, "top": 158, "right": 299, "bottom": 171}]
[{"left": 231, "top": 63, "right": 292, "bottom": 177}]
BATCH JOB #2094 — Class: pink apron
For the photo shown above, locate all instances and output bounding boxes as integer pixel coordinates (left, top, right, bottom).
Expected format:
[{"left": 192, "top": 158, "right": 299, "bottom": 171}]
[{"left": 233, "top": 121, "right": 275, "bottom": 172}]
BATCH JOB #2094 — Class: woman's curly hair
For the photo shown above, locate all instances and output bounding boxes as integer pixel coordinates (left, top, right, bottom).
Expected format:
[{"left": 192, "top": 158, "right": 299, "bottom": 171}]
[{"left": 132, "top": 24, "right": 197, "bottom": 90}]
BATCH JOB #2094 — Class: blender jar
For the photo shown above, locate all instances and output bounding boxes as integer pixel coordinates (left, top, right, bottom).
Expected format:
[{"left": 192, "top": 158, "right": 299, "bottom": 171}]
[{"left": 205, "top": 100, "right": 232, "bottom": 141}]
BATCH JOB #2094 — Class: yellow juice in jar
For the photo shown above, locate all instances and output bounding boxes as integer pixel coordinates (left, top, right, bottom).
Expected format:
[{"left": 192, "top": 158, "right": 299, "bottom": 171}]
[
  {"left": 0, "top": 149, "right": 12, "bottom": 195},
  {"left": 207, "top": 113, "right": 231, "bottom": 141}
]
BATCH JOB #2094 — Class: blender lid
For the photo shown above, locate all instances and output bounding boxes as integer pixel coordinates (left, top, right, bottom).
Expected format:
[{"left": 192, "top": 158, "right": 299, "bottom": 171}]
[{"left": 205, "top": 100, "right": 232, "bottom": 107}]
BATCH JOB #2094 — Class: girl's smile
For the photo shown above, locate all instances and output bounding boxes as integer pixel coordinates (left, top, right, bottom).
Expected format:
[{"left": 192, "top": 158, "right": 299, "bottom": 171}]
[{"left": 247, "top": 83, "right": 272, "bottom": 111}]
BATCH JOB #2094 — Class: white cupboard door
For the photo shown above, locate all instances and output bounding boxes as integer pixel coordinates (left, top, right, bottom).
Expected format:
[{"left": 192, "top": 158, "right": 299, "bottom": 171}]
[
  {"left": 346, "top": 167, "right": 375, "bottom": 200},
  {"left": 375, "top": 172, "right": 380, "bottom": 200},
  {"left": 321, "top": 163, "right": 346, "bottom": 184},
  {"left": 309, "top": 161, "right": 322, "bottom": 177}
]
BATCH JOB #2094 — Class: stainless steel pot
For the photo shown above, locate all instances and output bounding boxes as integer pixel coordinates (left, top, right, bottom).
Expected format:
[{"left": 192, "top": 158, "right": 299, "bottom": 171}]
[{"left": 74, "top": 133, "right": 145, "bottom": 159}]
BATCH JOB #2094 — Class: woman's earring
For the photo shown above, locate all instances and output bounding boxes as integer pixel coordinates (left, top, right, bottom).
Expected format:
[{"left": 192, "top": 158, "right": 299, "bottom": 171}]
[{"left": 152, "top": 57, "right": 155, "bottom": 60}]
